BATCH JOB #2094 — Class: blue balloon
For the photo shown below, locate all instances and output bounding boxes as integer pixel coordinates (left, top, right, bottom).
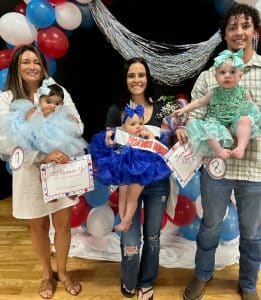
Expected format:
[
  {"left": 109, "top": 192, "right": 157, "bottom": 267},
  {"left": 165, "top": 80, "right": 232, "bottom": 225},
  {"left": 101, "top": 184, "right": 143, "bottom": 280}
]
[
  {"left": 6, "top": 160, "right": 12, "bottom": 176},
  {"left": 85, "top": 179, "right": 109, "bottom": 207},
  {"left": 6, "top": 43, "right": 14, "bottom": 49},
  {"left": 220, "top": 203, "right": 239, "bottom": 241},
  {"left": 179, "top": 216, "right": 201, "bottom": 241},
  {"left": 26, "top": 0, "right": 55, "bottom": 28},
  {"left": 214, "top": 0, "right": 235, "bottom": 16},
  {"left": 77, "top": 4, "right": 96, "bottom": 29},
  {"left": 45, "top": 56, "right": 57, "bottom": 76},
  {"left": 177, "top": 170, "right": 201, "bottom": 202},
  {"left": 0, "top": 68, "right": 8, "bottom": 91}
]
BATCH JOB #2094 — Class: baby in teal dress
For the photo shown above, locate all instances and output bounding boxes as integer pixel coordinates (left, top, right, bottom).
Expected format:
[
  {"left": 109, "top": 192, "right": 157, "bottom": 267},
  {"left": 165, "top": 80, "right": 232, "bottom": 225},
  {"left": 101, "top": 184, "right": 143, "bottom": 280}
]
[{"left": 173, "top": 49, "right": 261, "bottom": 160}]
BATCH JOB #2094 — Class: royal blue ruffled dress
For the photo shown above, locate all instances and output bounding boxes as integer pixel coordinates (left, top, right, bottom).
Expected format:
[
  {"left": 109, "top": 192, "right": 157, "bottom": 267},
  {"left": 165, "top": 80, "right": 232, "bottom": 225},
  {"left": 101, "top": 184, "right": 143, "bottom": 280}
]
[
  {"left": 89, "top": 130, "right": 171, "bottom": 186},
  {"left": 186, "top": 85, "right": 261, "bottom": 155},
  {"left": 0, "top": 99, "right": 87, "bottom": 160}
]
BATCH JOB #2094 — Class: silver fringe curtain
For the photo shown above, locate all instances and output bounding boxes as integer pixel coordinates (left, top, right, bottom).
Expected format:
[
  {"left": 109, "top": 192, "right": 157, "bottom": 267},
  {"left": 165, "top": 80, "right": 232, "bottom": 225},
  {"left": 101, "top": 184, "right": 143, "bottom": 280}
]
[{"left": 88, "top": 0, "right": 222, "bottom": 86}]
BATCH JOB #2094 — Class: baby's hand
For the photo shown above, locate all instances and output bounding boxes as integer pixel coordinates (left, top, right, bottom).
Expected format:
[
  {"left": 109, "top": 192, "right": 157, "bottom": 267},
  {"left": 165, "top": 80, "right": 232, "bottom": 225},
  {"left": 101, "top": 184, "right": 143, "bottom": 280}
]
[
  {"left": 139, "top": 129, "right": 154, "bottom": 139},
  {"left": 25, "top": 107, "right": 36, "bottom": 119},
  {"left": 172, "top": 108, "right": 185, "bottom": 117}
]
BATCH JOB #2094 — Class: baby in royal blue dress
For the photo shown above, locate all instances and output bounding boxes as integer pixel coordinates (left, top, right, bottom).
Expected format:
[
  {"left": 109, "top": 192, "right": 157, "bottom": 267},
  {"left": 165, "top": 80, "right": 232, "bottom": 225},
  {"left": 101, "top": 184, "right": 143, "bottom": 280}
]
[{"left": 90, "top": 105, "right": 171, "bottom": 231}]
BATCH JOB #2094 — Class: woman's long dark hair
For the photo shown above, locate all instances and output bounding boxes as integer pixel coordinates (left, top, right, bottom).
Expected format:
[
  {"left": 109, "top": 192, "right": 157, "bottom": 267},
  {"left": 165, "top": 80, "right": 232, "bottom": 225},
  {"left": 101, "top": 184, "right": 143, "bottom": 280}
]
[{"left": 118, "top": 57, "right": 154, "bottom": 109}]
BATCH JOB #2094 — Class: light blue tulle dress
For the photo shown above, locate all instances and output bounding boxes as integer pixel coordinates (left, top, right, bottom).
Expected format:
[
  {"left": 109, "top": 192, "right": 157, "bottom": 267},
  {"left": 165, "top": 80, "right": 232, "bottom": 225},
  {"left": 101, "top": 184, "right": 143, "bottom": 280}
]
[
  {"left": 0, "top": 99, "right": 87, "bottom": 160},
  {"left": 186, "top": 85, "right": 261, "bottom": 155},
  {"left": 89, "top": 130, "right": 171, "bottom": 186}
]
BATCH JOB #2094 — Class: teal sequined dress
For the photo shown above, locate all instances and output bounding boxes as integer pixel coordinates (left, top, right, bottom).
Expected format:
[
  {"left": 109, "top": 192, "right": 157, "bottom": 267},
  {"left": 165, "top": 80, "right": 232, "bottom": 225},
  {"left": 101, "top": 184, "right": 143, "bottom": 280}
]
[{"left": 186, "top": 85, "right": 261, "bottom": 155}]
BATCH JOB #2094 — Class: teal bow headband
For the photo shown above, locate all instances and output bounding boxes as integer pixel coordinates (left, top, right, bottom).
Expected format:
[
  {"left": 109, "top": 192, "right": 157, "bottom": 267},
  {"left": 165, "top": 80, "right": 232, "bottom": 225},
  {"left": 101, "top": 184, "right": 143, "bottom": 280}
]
[
  {"left": 121, "top": 105, "right": 144, "bottom": 124},
  {"left": 214, "top": 49, "right": 244, "bottom": 69},
  {"left": 37, "top": 77, "right": 56, "bottom": 97}
]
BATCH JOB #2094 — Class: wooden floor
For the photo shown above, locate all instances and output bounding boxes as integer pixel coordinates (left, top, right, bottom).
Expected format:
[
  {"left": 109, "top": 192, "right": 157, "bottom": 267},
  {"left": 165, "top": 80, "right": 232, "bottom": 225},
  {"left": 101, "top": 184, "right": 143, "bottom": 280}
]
[{"left": 0, "top": 197, "right": 260, "bottom": 300}]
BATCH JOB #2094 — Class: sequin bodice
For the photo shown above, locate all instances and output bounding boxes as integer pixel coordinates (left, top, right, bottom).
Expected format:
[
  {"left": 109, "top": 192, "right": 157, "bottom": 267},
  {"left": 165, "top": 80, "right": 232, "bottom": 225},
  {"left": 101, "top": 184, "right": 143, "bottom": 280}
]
[{"left": 206, "top": 85, "right": 247, "bottom": 126}]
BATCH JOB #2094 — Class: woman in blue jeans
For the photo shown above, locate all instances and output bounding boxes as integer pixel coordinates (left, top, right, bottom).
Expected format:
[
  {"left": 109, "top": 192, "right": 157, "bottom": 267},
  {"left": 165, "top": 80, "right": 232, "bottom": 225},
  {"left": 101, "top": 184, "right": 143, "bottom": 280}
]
[{"left": 105, "top": 57, "right": 171, "bottom": 300}]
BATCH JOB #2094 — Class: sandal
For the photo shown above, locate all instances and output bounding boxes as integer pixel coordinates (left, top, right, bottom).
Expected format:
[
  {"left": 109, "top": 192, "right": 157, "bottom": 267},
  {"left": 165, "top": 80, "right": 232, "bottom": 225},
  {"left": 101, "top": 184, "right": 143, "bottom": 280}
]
[
  {"left": 39, "top": 278, "right": 54, "bottom": 299},
  {"left": 120, "top": 280, "right": 136, "bottom": 298},
  {"left": 138, "top": 287, "right": 154, "bottom": 300},
  {"left": 61, "top": 279, "right": 82, "bottom": 296}
]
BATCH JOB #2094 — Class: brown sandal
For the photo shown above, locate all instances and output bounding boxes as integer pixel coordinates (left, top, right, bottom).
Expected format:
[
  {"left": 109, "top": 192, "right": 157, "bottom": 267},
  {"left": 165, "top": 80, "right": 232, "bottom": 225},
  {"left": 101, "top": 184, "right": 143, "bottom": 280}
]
[
  {"left": 39, "top": 278, "right": 54, "bottom": 299},
  {"left": 61, "top": 279, "right": 82, "bottom": 296}
]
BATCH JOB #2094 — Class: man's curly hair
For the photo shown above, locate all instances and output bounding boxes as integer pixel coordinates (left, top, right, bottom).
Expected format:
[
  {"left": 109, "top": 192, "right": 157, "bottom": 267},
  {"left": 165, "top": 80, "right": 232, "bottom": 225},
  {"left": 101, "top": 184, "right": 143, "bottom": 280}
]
[{"left": 220, "top": 3, "right": 260, "bottom": 37}]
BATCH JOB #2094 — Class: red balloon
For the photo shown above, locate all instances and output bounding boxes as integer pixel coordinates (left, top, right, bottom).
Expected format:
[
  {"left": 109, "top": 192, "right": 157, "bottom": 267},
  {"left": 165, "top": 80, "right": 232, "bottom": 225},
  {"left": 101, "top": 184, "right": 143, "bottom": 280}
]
[
  {"left": 48, "top": 0, "right": 68, "bottom": 5},
  {"left": 161, "top": 210, "right": 168, "bottom": 229},
  {"left": 169, "top": 195, "right": 196, "bottom": 227},
  {"left": 108, "top": 190, "right": 119, "bottom": 215},
  {"left": 71, "top": 196, "right": 90, "bottom": 228},
  {"left": 15, "top": 1, "right": 27, "bottom": 15},
  {"left": 37, "top": 26, "right": 69, "bottom": 59},
  {"left": 0, "top": 49, "right": 14, "bottom": 70}
]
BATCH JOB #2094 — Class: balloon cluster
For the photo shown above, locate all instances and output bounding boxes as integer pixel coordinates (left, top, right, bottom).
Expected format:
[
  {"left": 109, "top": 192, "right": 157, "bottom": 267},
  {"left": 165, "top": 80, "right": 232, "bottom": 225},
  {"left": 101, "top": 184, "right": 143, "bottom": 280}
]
[
  {"left": 0, "top": 0, "right": 115, "bottom": 90},
  {"left": 166, "top": 170, "right": 240, "bottom": 242}
]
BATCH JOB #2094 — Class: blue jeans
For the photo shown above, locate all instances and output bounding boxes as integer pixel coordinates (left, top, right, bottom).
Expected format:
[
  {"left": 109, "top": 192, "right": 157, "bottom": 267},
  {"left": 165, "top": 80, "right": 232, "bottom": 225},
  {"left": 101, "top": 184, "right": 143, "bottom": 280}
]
[
  {"left": 195, "top": 168, "right": 261, "bottom": 293},
  {"left": 120, "top": 178, "right": 170, "bottom": 291}
]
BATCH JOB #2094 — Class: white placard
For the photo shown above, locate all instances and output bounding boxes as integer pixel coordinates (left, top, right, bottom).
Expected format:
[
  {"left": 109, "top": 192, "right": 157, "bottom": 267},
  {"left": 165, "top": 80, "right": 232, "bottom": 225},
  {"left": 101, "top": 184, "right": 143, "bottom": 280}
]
[
  {"left": 10, "top": 147, "right": 24, "bottom": 170},
  {"left": 165, "top": 142, "right": 203, "bottom": 188},
  {"left": 40, "top": 154, "right": 94, "bottom": 202}
]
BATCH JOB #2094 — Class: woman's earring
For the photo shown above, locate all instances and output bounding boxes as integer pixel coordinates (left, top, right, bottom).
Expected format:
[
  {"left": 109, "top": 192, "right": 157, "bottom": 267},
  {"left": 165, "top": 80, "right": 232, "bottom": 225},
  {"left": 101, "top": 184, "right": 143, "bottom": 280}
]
[{"left": 253, "top": 31, "right": 259, "bottom": 51}]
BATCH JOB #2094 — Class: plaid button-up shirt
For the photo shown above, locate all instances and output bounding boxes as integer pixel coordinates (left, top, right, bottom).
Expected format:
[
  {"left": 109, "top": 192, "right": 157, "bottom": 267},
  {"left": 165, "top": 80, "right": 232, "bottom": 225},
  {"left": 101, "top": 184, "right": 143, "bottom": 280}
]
[{"left": 188, "top": 51, "right": 261, "bottom": 182}]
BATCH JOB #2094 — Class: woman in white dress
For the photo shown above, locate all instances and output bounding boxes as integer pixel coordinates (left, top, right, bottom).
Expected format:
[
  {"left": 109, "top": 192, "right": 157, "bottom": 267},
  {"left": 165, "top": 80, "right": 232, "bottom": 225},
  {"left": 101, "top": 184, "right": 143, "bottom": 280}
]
[{"left": 0, "top": 45, "right": 82, "bottom": 299}]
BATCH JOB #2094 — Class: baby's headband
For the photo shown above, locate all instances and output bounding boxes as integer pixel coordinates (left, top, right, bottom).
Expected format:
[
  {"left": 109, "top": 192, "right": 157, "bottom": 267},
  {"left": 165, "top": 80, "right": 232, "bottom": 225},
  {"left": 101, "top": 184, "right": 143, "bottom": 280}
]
[
  {"left": 214, "top": 49, "right": 244, "bottom": 69},
  {"left": 37, "top": 77, "right": 56, "bottom": 97},
  {"left": 121, "top": 105, "right": 144, "bottom": 124}
]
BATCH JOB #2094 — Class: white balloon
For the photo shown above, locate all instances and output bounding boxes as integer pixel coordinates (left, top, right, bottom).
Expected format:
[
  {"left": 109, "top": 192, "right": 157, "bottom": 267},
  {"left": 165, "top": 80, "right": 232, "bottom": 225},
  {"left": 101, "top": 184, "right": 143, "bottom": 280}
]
[
  {"left": 234, "top": 0, "right": 258, "bottom": 6},
  {"left": 76, "top": 0, "right": 93, "bottom": 3},
  {"left": 23, "top": 0, "right": 31, "bottom": 3},
  {"left": 87, "top": 205, "right": 115, "bottom": 238},
  {"left": 195, "top": 195, "right": 203, "bottom": 219},
  {"left": 55, "top": 2, "right": 82, "bottom": 30},
  {"left": 0, "top": 13, "right": 37, "bottom": 46}
]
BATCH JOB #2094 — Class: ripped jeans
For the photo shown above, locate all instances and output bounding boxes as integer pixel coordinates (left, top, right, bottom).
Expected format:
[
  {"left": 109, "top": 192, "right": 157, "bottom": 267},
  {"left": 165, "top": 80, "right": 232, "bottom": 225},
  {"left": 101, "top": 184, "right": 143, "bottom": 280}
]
[{"left": 120, "top": 178, "right": 170, "bottom": 290}]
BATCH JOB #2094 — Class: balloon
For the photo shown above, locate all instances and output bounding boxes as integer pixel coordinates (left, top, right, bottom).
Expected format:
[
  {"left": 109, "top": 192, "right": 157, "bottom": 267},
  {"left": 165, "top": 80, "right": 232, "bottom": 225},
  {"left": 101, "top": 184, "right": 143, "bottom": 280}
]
[
  {"left": 77, "top": 3, "right": 96, "bottom": 29},
  {"left": 87, "top": 205, "right": 115, "bottom": 237},
  {"left": 0, "top": 49, "right": 14, "bottom": 70},
  {"left": 108, "top": 190, "right": 119, "bottom": 215},
  {"left": 161, "top": 210, "right": 168, "bottom": 229},
  {"left": 15, "top": 1, "right": 27, "bottom": 15},
  {"left": 0, "top": 68, "right": 9, "bottom": 91},
  {"left": 6, "top": 160, "right": 13, "bottom": 176},
  {"left": 55, "top": 2, "right": 82, "bottom": 30},
  {"left": 45, "top": 56, "right": 57, "bottom": 75},
  {"left": 177, "top": 170, "right": 201, "bottom": 202},
  {"left": 234, "top": 0, "right": 257, "bottom": 5},
  {"left": 26, "top": 0, "right": 55, "bottom": 28},
  {"left": 48, "top": 0, "right": 68, "bottom": 5},
  {"left": 170, "top": 195, "right": 196, "bottom": 227},
  {"left": 220, "top": 203, "right": 240, "bottom": 241},
  {"left": 214, "top": 0, "right": 235, "bottom": 16},
  {"left": 37, "top": 26, "right": 69, "bottom": 58},
  {"left": 71, "top": 196, "right": 90, "bottom": 228},
  {"left": 76, "top": 0, "right": 93, "bottom": 3},
  {"left": 85, "top": 179, "right": 109, "bottom": 207},
  {"left": 195, "top": 195, "right": 203, "bottom": 219},
  {"left": 0, "top": 12, "right": 37, "bottom": 46},
  {"left": 23, "top": 0, "right": 31, "bottom": 3},
  {"left": 180, "top": 216, "right": 201, "bottom": 241}
]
